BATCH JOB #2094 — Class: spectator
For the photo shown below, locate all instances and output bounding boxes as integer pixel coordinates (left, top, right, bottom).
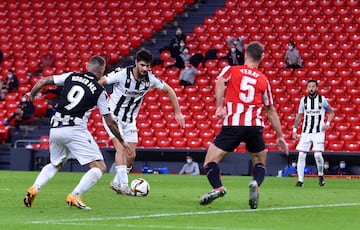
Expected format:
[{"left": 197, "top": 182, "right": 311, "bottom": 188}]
[
  {"left": 324, "top": 161, "right": 332, "bottom": 175},
  {"left": 226, "top": 43, "right": 245, "bottom": 66},
  {"left": 284, "top": 41, "right": 303, "bottom": 69},
  {"left": 179, "top": 60, "right": 200, "bottom": 86},
  {"left": 0, "top": 69, "right": 19, "bottom": 100},
  {"left": 3, "top": 94, "right": 35, "bottom": 134},
  {"left": 226, "top": 36, "right": 244, "bottom": 52},
  {"left": 179, "top": 155, "right": 200, "bottom": 175},
  {"left": 337, "top": 160, "right": 350, "bottom": 175},
  {"left": 166, "top": 46, "right": 191, "bottom": 69},
  {"left": 0, "top": 49, "right": 3, "bottom": 63},
  {"left": 159, "top": 26, "right": 187, "bottom": 58}
]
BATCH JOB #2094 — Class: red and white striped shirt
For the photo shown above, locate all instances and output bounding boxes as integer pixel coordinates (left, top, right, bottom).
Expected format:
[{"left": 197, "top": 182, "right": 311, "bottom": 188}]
[{"left": 219, "top": 65, "right": 273, "bottom": 127}]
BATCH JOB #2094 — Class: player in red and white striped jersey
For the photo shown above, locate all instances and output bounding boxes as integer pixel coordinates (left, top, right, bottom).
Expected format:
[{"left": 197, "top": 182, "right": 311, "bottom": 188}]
[{"left": 199, "top": 41, "right": 288, "bottom": 209}]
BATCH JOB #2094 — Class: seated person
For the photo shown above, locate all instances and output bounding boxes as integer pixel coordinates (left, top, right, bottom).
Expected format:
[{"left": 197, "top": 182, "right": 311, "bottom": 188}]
[
  {"left": 226, "top": 36, "right": 244, "bottom": 52},
  {"left": 226, "top": 43, "right": 245, "bottom": 66},
  {"left": 3, "top": 94, "right": 35, "bottom": 134},
  {"left": 179, "top": 155, "right": 200, "bottom": 175},
  {"left": 284, "top": 41, "right": 303, "bottom": 69},
  {"left": 179, "top": 60, "right": 200, "bottom": 86},
  {"left": 0, "top": 69, "right": 19, "bottom": 100},
  {"left": 336, "top": 160, "right": 350, "bottom": 175}
]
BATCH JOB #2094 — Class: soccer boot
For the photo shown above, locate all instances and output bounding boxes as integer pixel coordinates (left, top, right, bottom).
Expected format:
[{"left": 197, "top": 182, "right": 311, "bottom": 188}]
[
  {"left": 295, "top": 181, "right": 304, "bottom": 187},
  {"left": 199, "top": 186, "right": 227, "bottom": 205},
  {"left": 24, "top": 185, "right": 38, "bottom": 207},
  {"left": 248, "top": 180, "right": 259, "bottom": 209},
  {"left": 110, "top": 181, "right": 133, "bottom": 196},
  {"left": 66, "top": 194, "right": 91, "bottom": 210},
  {"left": 319, "top": 176, "right": 325, "bottom": 186}
]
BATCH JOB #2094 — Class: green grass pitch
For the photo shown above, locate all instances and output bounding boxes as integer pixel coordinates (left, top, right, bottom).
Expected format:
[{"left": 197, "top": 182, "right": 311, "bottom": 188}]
[{"left": 0, "top": 170, "right": 359, "bottom": 230}]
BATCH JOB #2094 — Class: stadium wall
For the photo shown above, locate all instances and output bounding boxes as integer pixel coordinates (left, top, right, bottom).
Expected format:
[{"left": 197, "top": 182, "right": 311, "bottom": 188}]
[{"left": 9, "top": 148, "right": 360, "bottom": 175}]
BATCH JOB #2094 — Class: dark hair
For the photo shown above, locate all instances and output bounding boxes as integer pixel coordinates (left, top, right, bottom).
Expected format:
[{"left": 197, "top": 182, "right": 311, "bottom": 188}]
[
  {"left": 245, "top": 41, "right": 264, "bottom": 62},
  {"left": 288, "top": 41, "right": 295, "bottom": 47},
  {"left": 135, "top": 49, "right": 154, "bottom": 63},
  {"left": 307, "top": 79, "right": 318, "bottom": 86}
]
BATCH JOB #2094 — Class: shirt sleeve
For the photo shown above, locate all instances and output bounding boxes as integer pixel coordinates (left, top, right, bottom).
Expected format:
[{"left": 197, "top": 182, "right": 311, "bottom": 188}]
[
  {"left": 322, "top": 96, "right": 332, "bottom": 111},
  {"left": 53, "top": 72, "right": 72, "bottom": 85},
  {"left": 97, "top": 91, "right": 111, "bottom": 115},
  {"left": 149, "top": 72, "right": 165, "bottom": 90},
  {"left": 104, "top": 68, "right": 124, "bottom": 85},
  {"left": 298, "top": 97, "right": 305, "bottom": 114}
]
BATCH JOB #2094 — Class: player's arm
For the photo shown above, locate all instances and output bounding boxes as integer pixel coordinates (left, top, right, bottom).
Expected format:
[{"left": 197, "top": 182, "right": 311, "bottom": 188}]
[
  {"left": 29, "top": 76, "right": 55, "bottom": 101},
  {"left": 265, "top": 104, "right": 289, "bottom": 155},
  {"left": 214, "top": 67, "right": 231, "bottom": 122},
  {"left": 161, "top": 82, "right": 185, "bottom": 128},
  {"left": 323, "top": 99, "right": 335, "bottom": 130}
]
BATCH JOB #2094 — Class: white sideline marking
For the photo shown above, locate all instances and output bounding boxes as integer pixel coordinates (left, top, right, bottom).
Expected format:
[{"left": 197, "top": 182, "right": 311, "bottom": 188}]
[{"left": 27, "top": 202, "right": 360, "bottom": 225}]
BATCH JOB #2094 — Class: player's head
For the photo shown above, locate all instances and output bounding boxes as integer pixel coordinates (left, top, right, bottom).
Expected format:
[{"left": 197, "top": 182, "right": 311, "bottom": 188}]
[
  {"left": 135, "top": 49, "right": 153, "bottom": 78},
  {"left": 87, "top": 55, "right": 106, "bottom": 78},
  {"left": 306, "top": 79, "right": 318, "bottom": 97},
  {"left": 244, "top": 41, "right": 264, "bottom": 65}
]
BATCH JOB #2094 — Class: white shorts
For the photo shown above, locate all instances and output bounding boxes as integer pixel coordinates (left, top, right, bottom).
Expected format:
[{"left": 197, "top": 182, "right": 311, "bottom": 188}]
[
  {"left": 49, "top": 126, "right": 103, "bottom": 166},
  {"left": 296, "top": 131, "right": 325, "bottom": 152},
  {"left": 103, "top": 117, "right": 138, "bottom": 143}
]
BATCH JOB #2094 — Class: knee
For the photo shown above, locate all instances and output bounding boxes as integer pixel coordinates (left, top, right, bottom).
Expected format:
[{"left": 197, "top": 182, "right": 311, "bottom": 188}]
[{"left": 298, "top": 152, "right": 307, "bottom": 161}]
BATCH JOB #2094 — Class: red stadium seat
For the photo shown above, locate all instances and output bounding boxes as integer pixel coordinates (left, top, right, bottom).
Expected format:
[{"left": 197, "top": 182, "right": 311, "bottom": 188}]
[
  {"left": 344, "top": 141, "right": 360, "bottom": 152},
  {"left": 328, "top": 141, "right": 344, "bottom": 151},
  {"left": 156, "top": 137, "right": 172, "bottom": 148},
  {"left": 187, "top": 138, "right": 202, "bottom": 149},
  {"left": 340, "top": 132, "right": 356, "bottom": 142}
]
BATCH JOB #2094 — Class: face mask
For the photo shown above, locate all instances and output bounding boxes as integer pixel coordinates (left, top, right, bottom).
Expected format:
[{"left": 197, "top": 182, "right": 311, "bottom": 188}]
[
  {"left": 324, "top": 164, "right": 329, "bottom": 169},
  {"left": 340, "top": 163, "right": 346, "bottom": 169},
  {"left": 288, "top": 45, "right": 293, "bottom": 50},
  {"left": 291, "top": 162, "right": 297, "bottom": 168},
  {"left": 180, "top": 43, "right": 185, "bottom": 47},
  {"left": 231, "top": 47, "right": 236, "bottom": 52},
  {"left": 21, "top": 97, "right": 27, "bottom": 102},
  {"left": 186, "top": 159, "right": 192, "bottom": 164},
  {"left": 8, "top": 73, "right": 13, "bottom": 78},
  {"left": 183, "top": 50, "right": 188, "bottom": 54}
]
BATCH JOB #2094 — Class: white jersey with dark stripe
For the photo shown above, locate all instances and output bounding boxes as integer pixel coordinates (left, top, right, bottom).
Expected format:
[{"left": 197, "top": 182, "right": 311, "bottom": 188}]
[
  {"left": 298, "top": 94, "right": 331, "bottom": 134},
  {"left": 104, "top": 66, "right": 164, "bottom": 123}
]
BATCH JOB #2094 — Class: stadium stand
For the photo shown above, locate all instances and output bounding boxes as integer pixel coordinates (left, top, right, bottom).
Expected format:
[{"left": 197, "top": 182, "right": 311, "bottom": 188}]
[{"left": 0, "top": 0, "right": 359, "bottom": 163}]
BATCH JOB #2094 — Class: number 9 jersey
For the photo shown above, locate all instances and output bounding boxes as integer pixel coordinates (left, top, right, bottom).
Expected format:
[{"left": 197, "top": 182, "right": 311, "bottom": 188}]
[{"left": 218, "top": 65, "right": 274, "bottom": 127}]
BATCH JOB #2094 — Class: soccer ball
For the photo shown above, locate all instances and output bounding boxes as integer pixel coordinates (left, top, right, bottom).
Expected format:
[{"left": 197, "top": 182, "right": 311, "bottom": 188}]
[{"left": 130, "top": 178, "right": 150, "bottom": 196}]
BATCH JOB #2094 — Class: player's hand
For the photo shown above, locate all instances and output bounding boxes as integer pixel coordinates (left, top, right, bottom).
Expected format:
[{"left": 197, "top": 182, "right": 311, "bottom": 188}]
[
  {"left": 276, "top": 136, "right": 289, "bottom": 156},
  {"left": 291, "top": 131, "right": 299, "bottom": 140},
  {"left": 175, "top": 113, "right": 185, "bottom": 128},
  {"left": 215, "top": 106, "right": 226, "bottom": 123},
  {"left": 25, "top": 92, "right": 34, "bottom": 101}
]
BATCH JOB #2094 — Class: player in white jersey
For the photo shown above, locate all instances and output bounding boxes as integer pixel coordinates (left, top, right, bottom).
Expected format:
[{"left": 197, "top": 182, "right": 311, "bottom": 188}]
[
  {"left": 292, "top": 80, "right": 334, "bottom": 187},
  {"left": 99, "top": 49, "right": 185, "bottom": 195},
  {"left": 23, "top": 56, "right": 130, "bottom": 210}
]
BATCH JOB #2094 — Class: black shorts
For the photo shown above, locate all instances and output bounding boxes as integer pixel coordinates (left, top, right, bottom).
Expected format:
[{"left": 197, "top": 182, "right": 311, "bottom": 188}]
[{"left": 213, "top": 126, "right": 265, "bottom": 153}]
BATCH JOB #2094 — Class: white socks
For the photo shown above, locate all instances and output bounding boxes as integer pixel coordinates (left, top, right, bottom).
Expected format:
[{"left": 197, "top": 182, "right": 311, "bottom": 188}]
[
  {"left": 114, "top": 165, "right": 128, "bottom": 186},
  {"left": 314, "top": 152, "right": 324, "bottom": 176},
  {"left": 33, "top": 163, "right": 59, "bottom": 191},
  {"left": 71, "top": 167, "right": 103, "bottom": 196},
  {"left": 297, "top": 152, "right": 307, "bottom": 183}
]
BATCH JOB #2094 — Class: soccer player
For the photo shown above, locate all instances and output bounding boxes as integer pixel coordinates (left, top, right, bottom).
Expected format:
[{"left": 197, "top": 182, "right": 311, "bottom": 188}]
[
  {"left": 23, "top": 56, "right": 130, "bottom": 210},
  {"left": 98, "top": 49, "right": 185, "bottom": 195},
  {"left": 199, "top": 41, "right": 288, "bottom": 209},
  {"left": 292, "top": 79, "right": 334, "bottom": 187}
]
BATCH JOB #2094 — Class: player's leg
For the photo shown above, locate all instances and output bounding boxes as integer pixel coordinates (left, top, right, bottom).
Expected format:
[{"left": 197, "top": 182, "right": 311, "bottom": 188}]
[
  {"left": 246, "top": 126, "right": 267, "bottom": 209},
  {"left": 295, "top": 134, "right": 311, "bottom": 186},
  {"left": 110, "top": 137, "right": 133, "bottom": 195},
  {"left": 313, "top": 132, "right": 326, "bottom": 186},
  {"left": 199, "top": 143, "right": 228, "bottom": 205},
  {"left": 65, "top": 127, "right": 106, "bottom": 209},
  {"left": 24, "top": 128, "right": 65, "bottom": 207}
]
